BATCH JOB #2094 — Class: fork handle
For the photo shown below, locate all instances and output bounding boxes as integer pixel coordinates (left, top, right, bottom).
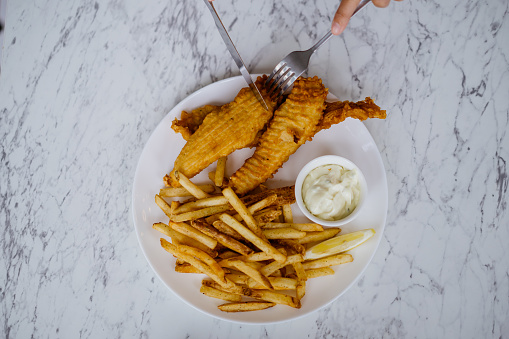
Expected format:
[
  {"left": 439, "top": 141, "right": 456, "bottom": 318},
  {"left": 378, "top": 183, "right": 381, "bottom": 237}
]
[{"left": 308, "top": 0, "right": 372, "bottom": 53}]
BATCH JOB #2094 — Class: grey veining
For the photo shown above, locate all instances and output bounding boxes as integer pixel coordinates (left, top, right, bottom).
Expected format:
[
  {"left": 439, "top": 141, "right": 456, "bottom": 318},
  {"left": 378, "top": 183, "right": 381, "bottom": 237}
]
[{"left": 1, "top": 0, "right": 508, "bottom": 337}]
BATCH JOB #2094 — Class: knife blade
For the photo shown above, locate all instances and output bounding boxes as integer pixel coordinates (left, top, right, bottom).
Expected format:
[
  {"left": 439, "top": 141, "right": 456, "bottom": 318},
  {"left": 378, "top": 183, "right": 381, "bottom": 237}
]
[{"left": 203, "top": 0, "right": 269, "bottom": 111}]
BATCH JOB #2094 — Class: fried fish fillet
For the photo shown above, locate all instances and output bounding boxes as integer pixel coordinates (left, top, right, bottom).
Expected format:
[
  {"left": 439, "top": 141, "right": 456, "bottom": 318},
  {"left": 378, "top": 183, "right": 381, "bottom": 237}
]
[
  {"left": 164, "top": 77, "right": 276, "bottom": 187},
  {"left": 229, "top": 77, "right": 328, "bottom": 195},
  {"left": 171, "top": 99, "right": 385, "bottom": 141}
]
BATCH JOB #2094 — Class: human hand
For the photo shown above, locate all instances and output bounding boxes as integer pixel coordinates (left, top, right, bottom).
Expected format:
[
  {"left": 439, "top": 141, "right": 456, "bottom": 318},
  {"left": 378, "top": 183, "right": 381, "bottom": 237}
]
[{"left": 331, "top": 0, "right": 402, "bottom": 35}]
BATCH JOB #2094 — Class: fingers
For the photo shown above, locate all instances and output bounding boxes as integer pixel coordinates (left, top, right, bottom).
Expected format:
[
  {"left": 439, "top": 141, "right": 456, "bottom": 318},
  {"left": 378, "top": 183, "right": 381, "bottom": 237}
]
[
  {"left": 372, "top": 0, "right": 391, "bottom": 8},
  {"left": 331, "top": 0, "right": 362, "bottom": 35}
]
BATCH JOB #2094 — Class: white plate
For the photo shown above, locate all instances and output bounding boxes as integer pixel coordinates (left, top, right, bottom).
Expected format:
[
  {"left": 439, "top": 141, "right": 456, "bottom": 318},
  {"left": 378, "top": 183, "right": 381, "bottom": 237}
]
[{"left": 132, "top": 76, "right": 388, "bottom": 324}]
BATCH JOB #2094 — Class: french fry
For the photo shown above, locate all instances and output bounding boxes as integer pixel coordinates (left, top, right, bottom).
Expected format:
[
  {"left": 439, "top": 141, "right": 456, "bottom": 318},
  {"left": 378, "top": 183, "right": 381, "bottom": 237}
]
[
  {"left": 190, "top": 220, "right": 253, "bottom": 256},
  {"left": 271, "top": 269, "right": 282, "bottom": 277},
  {"left": 214, "top": 156, "right": 227, "bottom": 187},
  {"left": 262, "top": 222, "right": 324, "bottom": 232},
  {"left": 202, "top": 279, "right": 249, "bottom": 295},
  {"left": 177, "top": 244, "right": 225, "bottom": 282},
  {"left": 296, "top": 228, "right": 341, "bottom": 244},
  {"left": 208, "top": 170, "right": 228, "bottom": 187},
  {"left": 218, "top": 301, "right": 276, "bottom": 312},
  {"left": 159, "top": 185, "right": 216, "bottom": 197},
  {"left": 218, "top": 250, "right": 241, "bottom": 259},
  {"left": 170, "top": 201, "right": 181, "bottom": 215},
  {"left": 260, "top": 253, "right": 303, "bottom": 277},
  {"left": 160, "top": 239, "right": 231, "bottom": 287},
  {"left": 203, "top": 280, "right": 299, "bottom": 308},
  {"left": 302, "top": 253, "right": 353, "bottom": 270},
  {"left": 219, "top": 258, "right": 263, "bottom": 271},
  {"left": 284, "top": 264, "right": 295, "bottom": 277},
  {"left": 247, "top": 289, "right": 301, "bottom": 309},
  {"left": 263, "top": 228, "right": 307, "bottom": 240},
  {"left": 152, "top": 223, "right": 218, "bottom": 257},
  {"left": 225, "top": 273, "right": 250, "bottom": 285},
  {"left": 282, "top": 204, "right": 293, "bottom": 223},
  {"left": 247, "top": 277, "right": 298, "bottom": 290},
  {"left": 222, "top": 187, "right": 266, "bottom": 240},
  {"left": 175, "top": 171, "right": 210, "bottom": 199},
  {"left": 219, "top": 213, "right": 286, "bottom": 263},
  {"left": 245, "top": 194, "right": 278, "bottom": 216},
  {"left": 296, "top": 281, "right": 306, "bottom": 301},
  {"left": 212, "top": 220, "right": 244, "bottom": 241},
  {"left": 155, "top": 195, "right": 173, "bottom": 218},
  {"left": 241, "top": 248, "right": 287, "bottom": 262},
  {"left": 173, "top": 196, "right": 229, "bottom": 214},
  {"left": 168, "top": 221, "right": 217, "bottom": 249},
  {"left": 171, "top": 204, "right": 231, "bottom": 222},
  {"left": 200, "top": 285, "right": 242, "bottom": 302},
  {"left": 227, "top": 259, "right": 272, "bottom": 290},
  {"left": 175, "top": 263, "right": 202, "bottom": 273},
  {"left": 305, "top": 267, "right": 335, "bottom": 278},
  {"left": 292, "top": 262, "right": 307, "bottom": 281}
]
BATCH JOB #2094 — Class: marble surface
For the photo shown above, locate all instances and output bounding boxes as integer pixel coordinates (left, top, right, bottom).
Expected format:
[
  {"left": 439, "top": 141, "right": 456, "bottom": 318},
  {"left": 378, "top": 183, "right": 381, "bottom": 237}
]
[{"left": 1, "top": 0, "right": 508, "bottom": 337}]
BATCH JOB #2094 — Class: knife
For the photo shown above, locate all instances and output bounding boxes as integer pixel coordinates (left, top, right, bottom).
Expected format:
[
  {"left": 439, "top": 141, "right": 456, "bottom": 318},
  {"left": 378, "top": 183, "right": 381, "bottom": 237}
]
[{"left": 203, "top": 0, "right": 269, "bottom": 111}]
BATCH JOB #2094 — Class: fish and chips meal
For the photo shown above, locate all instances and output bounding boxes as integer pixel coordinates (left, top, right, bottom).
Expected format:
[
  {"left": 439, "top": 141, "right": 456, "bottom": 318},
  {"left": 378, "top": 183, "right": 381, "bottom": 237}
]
[{"left": 152, "top": 75, "right": 385, "bottom": 312}]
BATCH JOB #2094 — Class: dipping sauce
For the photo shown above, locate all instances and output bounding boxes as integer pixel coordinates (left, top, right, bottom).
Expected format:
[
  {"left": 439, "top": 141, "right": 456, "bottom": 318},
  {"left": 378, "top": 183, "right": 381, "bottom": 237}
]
[{"left": 302, "top": 164, "right": 361, "bottom": 221}]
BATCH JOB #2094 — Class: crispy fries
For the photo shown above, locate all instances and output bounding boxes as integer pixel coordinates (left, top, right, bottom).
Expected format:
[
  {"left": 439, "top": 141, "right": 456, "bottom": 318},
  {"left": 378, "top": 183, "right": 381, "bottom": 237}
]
[
  {"left": 167, "top": 221, "right": 217, "bottom": 249},
  {"left": 305, "top": 267, "right": 335, "bottom": 278},
  {"left": 301, "top": 254, "right": 353, "bottom": 270},
  {"left": 212, "top": 220, "right": 244, "bottom": 241},
  {"left": 153, "top": 174, "right": 368, "bottom": 313},
  {"left": 170, "top": 205, "right": 231, "bottom": 222},
  {"left": 222, "top": 187, "right": 266, "bottom": 240},
  {"left": 247, "top": 277, "right": 297, "bottom": 290},
  {"left": 153, "top": 223, "right": 218, "bottom": 257},
  {"left": 200, "top": 285, "right": 242, "bottom": 302},
  {"left": 214, "top": 156, "right": 227, "bottom": 187},
  {"left": 219, "top": 213, "right": 286, "bottom": 263},
  {"left": 173, "top": 196, "right": 229, "bottom": 214},
  {"left": 263, "top": 228, "right": 307, "bottom": 239},
  {"left": 260, "top": 254, "right": 304, "bottom": 277},
  {"left": 155, "top": 195, "right": 173, "bottom": 218},
  {"left": 159, "top": 185, "right": 216, "bottom": 197},
  {"left": 175, "top": 171, "right": 210, "bottom": 199},
  {"left": 160, "top": 239, "right": 230, "bottom": 287},
  {"left": 282, "top": 204, "right": 293, "bottom": 223},
  {"left": 218, "top": 301, "right": 275, "bottom": 312},
  {"left": 262, "top": 222, "right": 324, "bottom": 232},
  {"left": 227, "top": 259, "right": 272, "bottom": 290},
  {"left": 248, "top": 289, "right": 301, "bottom": 308},
  {"left": 191, "top": 220, "right": 253, "bottom": 256},
  {"left": 296, "top": 228, "right": 341, "bottom": 244}
]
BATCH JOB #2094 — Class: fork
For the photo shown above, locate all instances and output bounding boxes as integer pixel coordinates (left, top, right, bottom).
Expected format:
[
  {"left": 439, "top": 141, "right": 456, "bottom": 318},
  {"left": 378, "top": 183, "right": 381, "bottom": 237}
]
[{"left": 265, "top": 0, "right": 371, "bottom": 101}]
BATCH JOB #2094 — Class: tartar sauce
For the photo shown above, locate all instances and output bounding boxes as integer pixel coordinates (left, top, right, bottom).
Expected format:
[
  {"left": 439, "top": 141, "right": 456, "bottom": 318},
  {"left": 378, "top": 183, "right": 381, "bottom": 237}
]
[{"left": 302, "top": 164, "right": 361, "bottom": 221}]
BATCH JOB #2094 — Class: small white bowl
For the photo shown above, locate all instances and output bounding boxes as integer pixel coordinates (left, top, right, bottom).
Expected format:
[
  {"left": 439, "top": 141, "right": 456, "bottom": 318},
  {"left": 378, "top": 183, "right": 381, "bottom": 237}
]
[{"left": 295, "top": 155, "right": 368, "bottom": 227}]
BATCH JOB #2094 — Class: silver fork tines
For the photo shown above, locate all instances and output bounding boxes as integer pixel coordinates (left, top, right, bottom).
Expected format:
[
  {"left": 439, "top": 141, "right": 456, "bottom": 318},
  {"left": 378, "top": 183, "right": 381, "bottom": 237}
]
[{"left": 264, "top": 0, "right": 371, "bottom": 100}]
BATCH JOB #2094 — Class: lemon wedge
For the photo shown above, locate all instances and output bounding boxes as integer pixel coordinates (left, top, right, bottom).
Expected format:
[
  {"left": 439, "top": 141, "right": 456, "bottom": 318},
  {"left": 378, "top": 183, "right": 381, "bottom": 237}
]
[{"left": 304, "top": 229, "right": 376, "bottom": 260}]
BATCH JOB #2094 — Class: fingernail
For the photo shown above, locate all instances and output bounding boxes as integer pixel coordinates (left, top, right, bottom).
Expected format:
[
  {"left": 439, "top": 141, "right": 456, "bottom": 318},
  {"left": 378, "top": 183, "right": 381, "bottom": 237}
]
[{"left": 331, "top": 22, "right": 343, "bottom": 35}]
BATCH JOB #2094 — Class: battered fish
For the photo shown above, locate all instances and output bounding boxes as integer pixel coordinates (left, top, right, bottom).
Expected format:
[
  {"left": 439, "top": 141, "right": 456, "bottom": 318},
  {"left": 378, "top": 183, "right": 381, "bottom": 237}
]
[
  {"left": 229, "top": 77, "right": 328, "bottom": 195},
  {"left": 164, "top": 77, "right": 276, "bottom": 187},
  {"left": 171, "top": 98, "right": 385, "bottom": 141}
]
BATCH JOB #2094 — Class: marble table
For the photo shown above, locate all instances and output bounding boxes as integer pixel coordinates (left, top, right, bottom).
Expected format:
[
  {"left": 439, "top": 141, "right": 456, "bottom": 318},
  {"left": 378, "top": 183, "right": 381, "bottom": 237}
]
[{"left": 1, "top": 0, "right": 508, "bottom": 337}]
